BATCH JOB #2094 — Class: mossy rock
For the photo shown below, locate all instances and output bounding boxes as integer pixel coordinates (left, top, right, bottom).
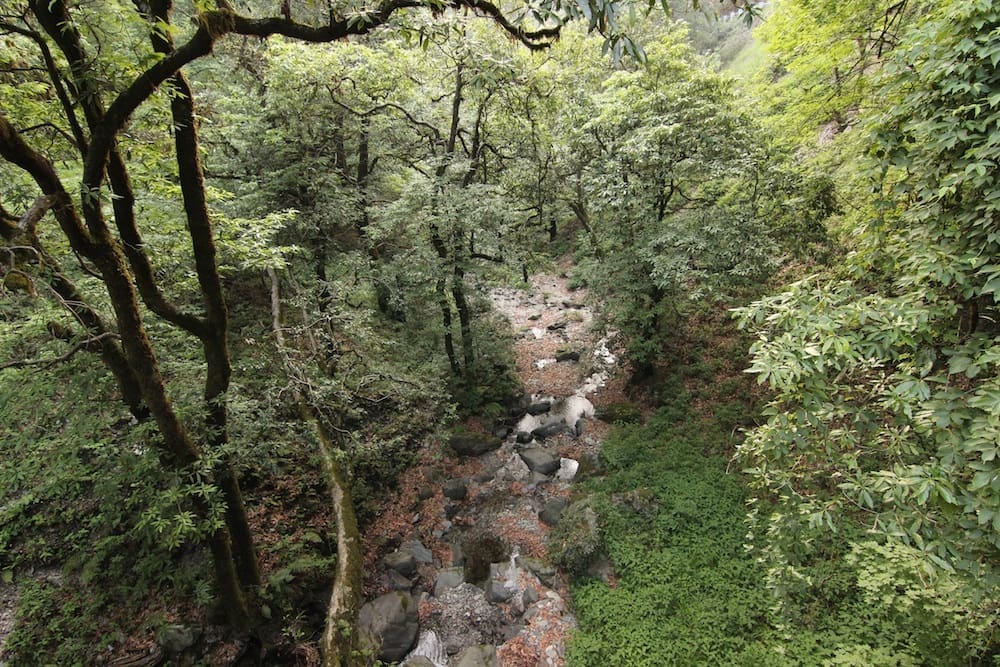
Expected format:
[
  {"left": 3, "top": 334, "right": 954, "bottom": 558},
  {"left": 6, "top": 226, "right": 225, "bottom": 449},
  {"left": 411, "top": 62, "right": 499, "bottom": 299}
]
[
  {"left": 547, "top": 500, "right": 603, "bottom": 577},
  {"left": 449, "top": 430, "right": 502, "bottom": 457}
]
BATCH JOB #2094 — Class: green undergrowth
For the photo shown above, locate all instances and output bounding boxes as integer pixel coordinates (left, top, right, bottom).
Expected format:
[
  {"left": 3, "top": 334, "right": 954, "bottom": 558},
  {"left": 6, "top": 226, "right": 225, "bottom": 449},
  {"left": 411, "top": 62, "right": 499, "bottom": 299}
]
[
  {"left": 565, "top": 311, "right": 991, "bottom": 666},
  {"left": 566, "top": 374, "right": 775, "bottom": 665}
]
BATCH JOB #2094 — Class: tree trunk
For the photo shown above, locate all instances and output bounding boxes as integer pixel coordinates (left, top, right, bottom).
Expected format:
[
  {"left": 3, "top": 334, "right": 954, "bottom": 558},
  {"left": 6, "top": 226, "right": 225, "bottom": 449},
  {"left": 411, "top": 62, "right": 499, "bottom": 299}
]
[
  {"left": 437, "top": 277, "right": 460, "bottom": 376},
  {"left": 452, "top": 265, "right": 474, "bottom": 381},
  {"left": 268, "top": 268, "right": 362, "bottom": 666},
  {"left": 149, "top": 0, "right": 260, "bottom": 590}
]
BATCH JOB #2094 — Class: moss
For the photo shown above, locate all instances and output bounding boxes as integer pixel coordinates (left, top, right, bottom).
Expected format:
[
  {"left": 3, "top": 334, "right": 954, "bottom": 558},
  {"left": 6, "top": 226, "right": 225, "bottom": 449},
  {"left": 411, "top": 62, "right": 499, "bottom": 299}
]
[{"left": 547, "top": 500, "right": 603, "bottom": 577}]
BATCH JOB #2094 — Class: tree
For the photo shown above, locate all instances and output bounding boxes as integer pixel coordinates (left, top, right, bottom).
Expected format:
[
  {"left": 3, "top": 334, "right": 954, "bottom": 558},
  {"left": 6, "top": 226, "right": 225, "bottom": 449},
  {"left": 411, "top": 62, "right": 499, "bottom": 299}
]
[
  {"left": 566, "top": 24, "right": 776, "bottom": 374},
  {"left": 735, "top": 0, "right": 1000, "bottom": 659},
  {"left": 4, "top": 0, "right": 756, "bottom": 658}
]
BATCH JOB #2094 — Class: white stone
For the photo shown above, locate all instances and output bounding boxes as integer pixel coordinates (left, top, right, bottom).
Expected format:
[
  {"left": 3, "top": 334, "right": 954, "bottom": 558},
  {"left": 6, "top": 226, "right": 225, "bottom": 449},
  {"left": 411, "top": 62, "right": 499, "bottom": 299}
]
[{"left": 554, "top": 458, "right": 579, "bottom": 481}]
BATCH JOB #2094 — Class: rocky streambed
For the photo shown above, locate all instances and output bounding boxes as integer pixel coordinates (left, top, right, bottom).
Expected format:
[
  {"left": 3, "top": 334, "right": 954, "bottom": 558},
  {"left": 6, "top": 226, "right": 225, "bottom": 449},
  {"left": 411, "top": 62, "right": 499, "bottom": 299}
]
[{"left": 358, "top": 271, "right": 626, "bottom": 667}]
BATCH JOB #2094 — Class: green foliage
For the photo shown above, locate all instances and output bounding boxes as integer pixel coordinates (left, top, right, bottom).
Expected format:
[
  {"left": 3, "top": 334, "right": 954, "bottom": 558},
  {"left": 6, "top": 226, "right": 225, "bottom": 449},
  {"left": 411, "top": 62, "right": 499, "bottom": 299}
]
[
  {"left": 749, "top": 0, "right": 932, "bottom": 145},
  {"left": 565, "top": 24, "right": 792, "bottom": 370},
  {"left": 735, "top": 0, "right": 1000, "bottom": 661},
  {"left": 567, "top": 387, "right": 775, "bottom": 665},
  {"left": 0, "top": 341, "right": 220, "bottom": 663}
]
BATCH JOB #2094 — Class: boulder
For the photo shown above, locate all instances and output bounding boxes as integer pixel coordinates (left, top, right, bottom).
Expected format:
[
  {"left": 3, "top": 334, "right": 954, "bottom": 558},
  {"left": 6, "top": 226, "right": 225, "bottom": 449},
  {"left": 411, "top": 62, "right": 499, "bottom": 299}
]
[
  {"left": 519, "top": 448, "right": 560, "bottom": 475},
  {"left": 156, "top": 624, "right": 196, "bottom": 656},
  {"left": 388, "top": 570, "right": 412, "bottom": 591},
  {"left": 555, "top": 350, "right": 580, "bottom": 362},
  {"left": 485, "top": 562, "right": 519, "bottom": 604},
  {"left": 403, "top": 658, "right": 436, "bottom": 667},
  {"left": 357, "top": 591, "right": 419, "bottom": 663},
  {"left": 531, "top": 420, "right": 568, "bottom": 440},
  {"left": 384, "top": 550, "right": 417, "bottom": 577},
  {"left": 508, "top": 393, "right": 532, "bottom": 418},
  {"left": 455, "top": 644, "right": 499, "bottom": 667},
  {"left": 434, "top": 567, "right": 465, "bottom": 597},
  {"left": 450, "top": 541, "right": 465, "bottom": 567},
  {"left": 526, "top": 400, "right": 552, "bottom": 415},
  {"left": 528, "top": 471, "right": 550, "bottom": 485},
  {"left": 539, "top": 498, "right": 568, "bottom": 526},
  {"left": 548, "top": 501, "right": 603, "bottom": 576},
  {"left": 515, "top": 556, "right": 557, "bottom": 587},
  {"left": 555, "top": 457, "right": 580, "bottom": 482},
  {"left": 404, "top": 630, "right": 446, "bottom": 667},
  {"left": 401, "top": 540, "right": 434, "bottom": 565},
  {"left": 486, "top": 578, "right": 513, "bottom": 604},
  {"left": 442, "top": 480, "right": 468, "bottom": 500},
  {"left": 449, "top": 432, "right": 502, "bottom": 457},
  {"left": 515, "top": 430, "right": 533, "bottom": 444}
]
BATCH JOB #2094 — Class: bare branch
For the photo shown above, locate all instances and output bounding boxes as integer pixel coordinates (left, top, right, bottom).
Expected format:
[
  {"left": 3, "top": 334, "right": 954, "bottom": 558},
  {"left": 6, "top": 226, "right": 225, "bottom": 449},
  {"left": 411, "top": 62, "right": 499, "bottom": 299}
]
[{"left": 0, "top": 332, "right": 120, "bottom": 371}]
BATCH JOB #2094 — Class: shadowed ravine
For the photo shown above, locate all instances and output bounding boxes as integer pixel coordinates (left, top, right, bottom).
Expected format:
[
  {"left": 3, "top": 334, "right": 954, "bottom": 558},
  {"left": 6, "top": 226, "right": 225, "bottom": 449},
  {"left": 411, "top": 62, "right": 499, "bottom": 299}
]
[{"left": 355, "top": 270, "right": 625, "bottom": 666}]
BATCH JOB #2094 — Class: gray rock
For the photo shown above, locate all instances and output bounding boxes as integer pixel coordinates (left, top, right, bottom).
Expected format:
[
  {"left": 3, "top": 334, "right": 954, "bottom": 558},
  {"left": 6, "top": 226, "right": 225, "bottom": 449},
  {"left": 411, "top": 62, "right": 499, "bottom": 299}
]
[
  {"left": 449, "top": 432, "right": 502, "bottom": 457},
  {"left": 485, "top": 562, "right": 518, "bottom": 603},
  {"left": 556, "top": 350, "right": 580, "bottom": 362},
  {"left": 455, "top": 644, "right": 499, "bottom": 667},
  {"left": 515, "top": 430, "right": 533, "bottom": 444},
  {"left": 522, "top": 588, "right": 539, "bottom": 606},
  {"left": 418, "top": 486, "right": 435, "bottom": 500},
  {"left": 555, "top": 457, "right": 580, "bottom": 482},
  {"left": 519, "top": 448, "right": 560, "bottom": 475},
  {"left": 528, "top": 471, "right": 550, "bottom": 485},
  {"left": 405, "top": 629, "right": 447, "bottom": 666},
  {"left": 531, "top": 420, "right": 568, "bottom": 440},
  {"left": 434, "top": 566, "right": 465, "bottom": 597},
  {"left": 450, "top": 541, "right": 465, "bottom": 567},
  {"left": 389, "top": 569, "right": 413, "bottom": 591},
  {"left": 384, "top": 550, "right": 418, "bottom": 576},
  {"left": 442, "top": 480, "right": 468, "bottom": 500},
  {"left": 539, "top": 498, "right": 568, "bottom": 526},
  {"left": 573, "top": 418, "right": 585, "bottom": 438},
  {"left": 516, "top": 556, "right": 557, "bottom": 587},
  {"left": 493, "top": 426, "right": 511, "bottom": 439},
  {"left": 156, "top": 624, "right": 196, "bottom": 656},
  {"left": 526, "top": 400, "right": 551, "bottom": 415},
  {"left": 509, "top": 393, "right": 532, "bottom": 417},
  {"left": 486, "top": 578, "right": 513, "bottom": 603},
  {"left": 402, "top": 540, "right": 434, "bottom": 565},
  {"left": 357, "top": 591, "right": 419, "bottom": 663}
]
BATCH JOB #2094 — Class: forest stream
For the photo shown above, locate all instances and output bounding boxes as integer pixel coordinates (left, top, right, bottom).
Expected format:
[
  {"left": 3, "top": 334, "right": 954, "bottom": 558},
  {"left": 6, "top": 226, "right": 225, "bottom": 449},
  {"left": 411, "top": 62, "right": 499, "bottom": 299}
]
[{"left": 356, "top": 268, "right": 625, "bottom": 667}]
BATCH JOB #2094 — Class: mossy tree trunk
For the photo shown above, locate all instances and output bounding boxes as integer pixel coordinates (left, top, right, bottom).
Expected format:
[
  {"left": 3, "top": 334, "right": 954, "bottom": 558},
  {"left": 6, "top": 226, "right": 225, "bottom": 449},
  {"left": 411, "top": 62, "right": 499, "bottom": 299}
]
[{"left": 267, "top": 268, "right": 363, "bottom": 666}]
